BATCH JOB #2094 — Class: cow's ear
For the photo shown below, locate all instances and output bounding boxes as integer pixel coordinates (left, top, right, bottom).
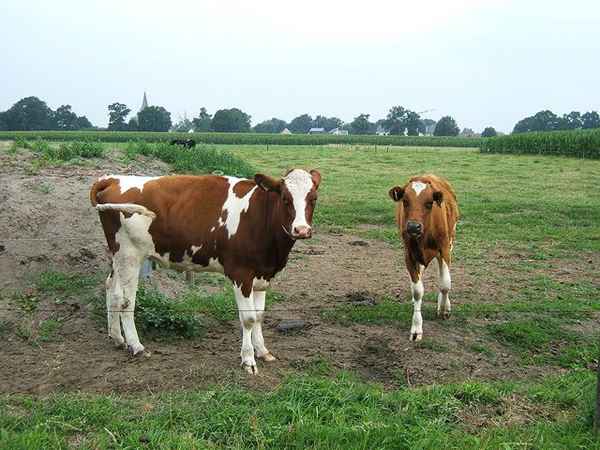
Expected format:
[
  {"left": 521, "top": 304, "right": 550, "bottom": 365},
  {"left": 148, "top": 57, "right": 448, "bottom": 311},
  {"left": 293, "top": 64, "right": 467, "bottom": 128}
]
[
  {"left": 433, "top": 191, "right": 443, "bottom": 206},
  {"left": 310, "top": 169, "right": 321, "bottom": 190},
  {"left": 388, "top": 186, "right": 404, "bottom": 202},
  {"left": 254, "top": 174, "right": 282, "bottom": 192}
]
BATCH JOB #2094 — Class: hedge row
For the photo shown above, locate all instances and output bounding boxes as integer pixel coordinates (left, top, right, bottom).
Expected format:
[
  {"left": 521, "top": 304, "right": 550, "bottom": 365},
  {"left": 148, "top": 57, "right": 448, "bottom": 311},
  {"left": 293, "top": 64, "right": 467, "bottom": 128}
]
[
  {"left": 0, "top": 130, "right": 482, "bottom": 147},
  {"left": 480, "top": 129, "right": 600, "bottom": 158}
]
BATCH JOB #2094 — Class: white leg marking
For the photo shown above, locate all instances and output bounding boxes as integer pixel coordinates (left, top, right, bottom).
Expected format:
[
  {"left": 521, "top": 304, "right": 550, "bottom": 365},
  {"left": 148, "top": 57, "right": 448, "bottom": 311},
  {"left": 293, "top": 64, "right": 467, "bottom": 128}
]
[
  {"left": 252, "top": 290, "right": 275, "bottom": 361},
  {"left": 234, "top": 284, "right": 258, "bottom": 374},
  {"left": 105, "top": 272, "right": 124, "bottom": 347},
  {"left": 410, "top": 265, "right": 425, "bottom": 341},
  {"left": 437, "top": 259, "right": 452, "bottom": 319},
  {"left": 115, "top": 253, "right": 144, "bottom": 355}
]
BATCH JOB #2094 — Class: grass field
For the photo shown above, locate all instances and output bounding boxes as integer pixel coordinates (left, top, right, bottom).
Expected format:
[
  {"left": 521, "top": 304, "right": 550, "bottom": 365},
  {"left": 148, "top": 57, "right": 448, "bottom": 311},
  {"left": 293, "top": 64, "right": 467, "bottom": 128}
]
[{"left": 1, "top": 142, "right": 600, "bottom": 449}]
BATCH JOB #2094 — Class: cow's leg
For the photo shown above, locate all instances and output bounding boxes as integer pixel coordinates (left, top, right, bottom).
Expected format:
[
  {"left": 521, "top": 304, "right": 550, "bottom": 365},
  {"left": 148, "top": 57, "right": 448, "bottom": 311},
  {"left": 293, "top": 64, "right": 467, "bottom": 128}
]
[
  {"left": 114, "top": 251, "right": 145, "bottom": 355},
  {"left": 105, "top": 269, "right": 124, "bottom": 347},
  {"left": 436, "top": 256, "right": 452, "bottom": 319},
  {"left": 407, "top": 256, "right": 424, "bottom": 341},
  {"left": 234, "top": 284, "right": 258, "bottom": 374},
  {"left": 252, "top": 290, "right": 276, "bottom": 362}
]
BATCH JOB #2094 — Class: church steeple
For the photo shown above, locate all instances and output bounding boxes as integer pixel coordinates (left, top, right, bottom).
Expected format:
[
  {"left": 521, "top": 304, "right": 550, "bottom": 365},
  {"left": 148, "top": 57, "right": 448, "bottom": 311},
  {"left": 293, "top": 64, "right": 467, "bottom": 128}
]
[{"left": 140, "top": 91, "right": 148, "bottom": 112}]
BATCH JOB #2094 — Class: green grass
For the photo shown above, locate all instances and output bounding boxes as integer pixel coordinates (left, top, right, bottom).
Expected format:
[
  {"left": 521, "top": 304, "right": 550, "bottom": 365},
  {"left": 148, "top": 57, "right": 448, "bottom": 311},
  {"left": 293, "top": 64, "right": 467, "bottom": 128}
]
[{"left": 0, "top": 370, "right": 597, "bottom": 449}]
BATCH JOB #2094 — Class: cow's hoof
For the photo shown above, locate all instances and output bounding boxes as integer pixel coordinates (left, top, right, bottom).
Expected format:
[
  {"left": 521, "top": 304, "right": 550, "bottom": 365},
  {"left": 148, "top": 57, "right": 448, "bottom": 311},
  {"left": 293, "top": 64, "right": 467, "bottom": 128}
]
[
  {"left": 410, "top": 332, "right": 422, "bottom": 342},
  {"left": 257, "top": 352, "right": 276, "bottom": 362},
  {"left": 442, "top": 311, "right": 451, "bottom": 320},
  {"left": 242, "top": 362, "right": 258, "bottom": 375},
  {"left": 127, "top": 343, "right": 145, "bottom": 356},
  {"left": 111, "top": 336, "right": 126, "bottom": 349}
]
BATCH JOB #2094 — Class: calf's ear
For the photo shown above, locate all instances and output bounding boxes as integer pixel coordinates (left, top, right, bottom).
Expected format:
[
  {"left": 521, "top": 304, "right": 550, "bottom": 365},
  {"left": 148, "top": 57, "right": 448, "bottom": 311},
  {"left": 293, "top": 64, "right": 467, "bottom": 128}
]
[
  {"left": 310, "top": 170, "right": 321, "bottom": 190},
  {"left": 389, "top": 186, "right": 404, "bottom": 202},
  {"left": 433, "top": 191, "right": 444, "bottom": 206},
  {"left": 255, "top": 174, "right": 282, "bottom": 192}
]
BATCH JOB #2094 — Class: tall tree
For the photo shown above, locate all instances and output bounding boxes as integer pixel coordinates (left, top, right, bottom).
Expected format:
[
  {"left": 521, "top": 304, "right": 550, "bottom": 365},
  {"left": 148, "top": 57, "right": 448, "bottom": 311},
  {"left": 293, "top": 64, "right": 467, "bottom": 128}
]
[
  {"left": 211, "top": 108, "right": 251, "bottom": 132},
  {"left": 313, "top": 115, "right": 342, "bottom": 131},
  {"left": 383, "top": 106, "right": 423, "bottom": 135},
  {"left": 350, "top": 113, "right": 373, "bottom": 135},
  {"left": 434, "top": 116, "right": 460, "bottom": 136},
  {"left": 192, "top": 107, "right": 212, "bottom": 132},
  {"left": 582, "top": 111, "right": 600, "bottom": 129},
  {"left": 253, "top": 118, "right": 288, "bottom": 133},
  {"left": 137, "top": 106, "right": 172, "bottom": 132},
  {"left": 171, "top": 117, "right": 194, "bottom": 132},
  {"left": 288, "top": 114, "right": 313, "bottom": 133},
  {"left": 107, "top": 102, "right": 131, "bottom": 131},
  {"left": 561, "top": 111, "right": 582, "bottom": 130},
  {"left": 4, "top": 96, "right": 54, "bottom": 130},
  {"left": 481, "top": 127, "right": 497, "bottom": 138},
  {"left": 75, "top": 115, "right": 93, "bottom": 129},
  {"left": 54, "top": 104, "right": 79, "bottom": 130},
  {"left": 0, "top": 112, "right": 7, "bottom": 131}
]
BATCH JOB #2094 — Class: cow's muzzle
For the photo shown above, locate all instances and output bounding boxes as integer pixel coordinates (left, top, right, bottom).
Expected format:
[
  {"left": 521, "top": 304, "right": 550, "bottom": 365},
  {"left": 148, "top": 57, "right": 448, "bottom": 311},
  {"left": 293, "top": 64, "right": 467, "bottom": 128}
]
[
  {"left": 292, "top": 225, "right": 312, "bottom": 239},
  {"left": 406, "top": 221, "right": 423, "bottom": 237}
]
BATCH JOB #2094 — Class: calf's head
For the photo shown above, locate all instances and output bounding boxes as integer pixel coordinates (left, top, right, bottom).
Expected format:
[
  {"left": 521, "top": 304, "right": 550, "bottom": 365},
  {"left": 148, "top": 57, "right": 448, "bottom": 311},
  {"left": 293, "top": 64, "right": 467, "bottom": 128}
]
[
  {"left": 389, "top": 179, "right": 443, "bottom": 239},
  {"left": 255, "top": 169, "right": 321, "bottom": 239}
]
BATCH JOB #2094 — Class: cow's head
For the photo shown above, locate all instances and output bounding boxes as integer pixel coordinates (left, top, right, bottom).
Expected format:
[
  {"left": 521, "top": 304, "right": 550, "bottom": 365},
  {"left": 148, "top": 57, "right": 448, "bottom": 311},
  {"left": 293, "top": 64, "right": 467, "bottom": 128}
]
[
  {"left": 389, "top": 179, "right": 443, "bottom": 239},
  {"left": 255, "top": 169, "right": 321, "bottom": 239}
]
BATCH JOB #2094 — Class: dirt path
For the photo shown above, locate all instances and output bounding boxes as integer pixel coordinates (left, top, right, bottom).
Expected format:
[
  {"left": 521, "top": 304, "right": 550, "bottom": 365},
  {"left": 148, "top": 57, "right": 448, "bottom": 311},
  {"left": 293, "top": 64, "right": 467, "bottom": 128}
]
[{"left": 0, "top": 150, "right": 561, "bottom": 394}]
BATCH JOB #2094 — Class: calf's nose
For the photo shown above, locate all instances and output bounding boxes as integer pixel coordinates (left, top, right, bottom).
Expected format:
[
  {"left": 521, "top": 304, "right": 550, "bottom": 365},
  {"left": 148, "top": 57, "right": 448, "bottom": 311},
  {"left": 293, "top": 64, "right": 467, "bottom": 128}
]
[
  {"left": 407, "top": 222, "right": 422, "bottom": 235},
  {"left": 293, "top": 225, "right": 312, "bottom": 239}
]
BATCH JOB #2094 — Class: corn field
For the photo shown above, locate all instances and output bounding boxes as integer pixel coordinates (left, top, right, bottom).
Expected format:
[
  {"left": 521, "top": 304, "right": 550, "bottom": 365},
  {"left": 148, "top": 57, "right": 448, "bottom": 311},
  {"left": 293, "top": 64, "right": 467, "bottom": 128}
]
[
  {"left": 0, "top": 131, "right": 481, "bottom": 148},
  {"left": 480, "top": 129, "right": 600, "bottom": 158}
]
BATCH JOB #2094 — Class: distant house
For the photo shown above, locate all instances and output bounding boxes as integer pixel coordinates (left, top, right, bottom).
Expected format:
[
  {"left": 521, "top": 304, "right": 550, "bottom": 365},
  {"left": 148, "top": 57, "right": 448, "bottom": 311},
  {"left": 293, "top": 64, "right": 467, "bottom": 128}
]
[
  {"left": 329, "top": 127, "right": 348, "bottom": 136},
  {"left": 308, "top": 127, "right": 325, "bottom": 134},
  {"left": 376, "top": 125, "right": 389, "bottom": 136},
  {"left": 280, "top": 128, "right": 292, "bottom": 134}
]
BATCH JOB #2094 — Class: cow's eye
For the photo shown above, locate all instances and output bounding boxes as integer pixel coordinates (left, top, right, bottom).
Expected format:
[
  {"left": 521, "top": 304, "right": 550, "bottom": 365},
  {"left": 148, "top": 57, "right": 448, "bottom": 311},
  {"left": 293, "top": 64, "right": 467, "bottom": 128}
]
[
  {"left": 425, "top": 202, "right": 433, "bottom": 210},
  {"left": 283, "top": 197, "right": 290, "bottom": 206},
  {"left": 402, "top": 199, "right": 409, "bottom": 207}
]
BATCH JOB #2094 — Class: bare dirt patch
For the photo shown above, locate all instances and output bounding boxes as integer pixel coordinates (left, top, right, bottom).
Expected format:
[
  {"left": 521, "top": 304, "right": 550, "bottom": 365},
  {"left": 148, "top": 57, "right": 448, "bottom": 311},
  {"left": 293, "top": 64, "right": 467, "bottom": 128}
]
[{"left": 0, "top": 149, "right": 590, "bottom": 394}]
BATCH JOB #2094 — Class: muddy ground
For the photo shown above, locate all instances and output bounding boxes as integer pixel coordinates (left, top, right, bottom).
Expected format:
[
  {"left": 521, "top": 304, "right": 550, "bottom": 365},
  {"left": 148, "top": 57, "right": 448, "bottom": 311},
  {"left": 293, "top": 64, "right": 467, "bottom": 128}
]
[{"left": 0, "top": 148, "right": 589, "bottom": 394}]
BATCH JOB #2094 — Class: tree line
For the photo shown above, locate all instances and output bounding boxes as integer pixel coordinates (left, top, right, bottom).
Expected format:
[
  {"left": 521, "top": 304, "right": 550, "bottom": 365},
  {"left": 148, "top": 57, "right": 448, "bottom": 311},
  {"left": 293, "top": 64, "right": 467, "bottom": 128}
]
[
  {"left": 2, "top": 96, "right": 599, "bottom": 136},
  {"left": 0, "top": 97, "right": 92, "bottom": 131}
]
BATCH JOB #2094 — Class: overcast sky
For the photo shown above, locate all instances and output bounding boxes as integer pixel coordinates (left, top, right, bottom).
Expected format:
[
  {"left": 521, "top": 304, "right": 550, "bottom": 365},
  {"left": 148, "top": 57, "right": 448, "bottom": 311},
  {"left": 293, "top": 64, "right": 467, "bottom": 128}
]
[{"left": 2, "top": 0, "right": 599, "bottom": 133}]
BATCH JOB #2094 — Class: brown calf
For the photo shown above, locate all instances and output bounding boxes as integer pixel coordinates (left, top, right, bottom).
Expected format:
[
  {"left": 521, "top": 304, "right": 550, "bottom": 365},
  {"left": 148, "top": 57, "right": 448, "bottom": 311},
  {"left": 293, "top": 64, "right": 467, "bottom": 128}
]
[
  {"left": 389, "top": 174, "right": 459, "bottom": 341},
  {"left": 90, "top": 169, "right": 321, "bottom": 374}
]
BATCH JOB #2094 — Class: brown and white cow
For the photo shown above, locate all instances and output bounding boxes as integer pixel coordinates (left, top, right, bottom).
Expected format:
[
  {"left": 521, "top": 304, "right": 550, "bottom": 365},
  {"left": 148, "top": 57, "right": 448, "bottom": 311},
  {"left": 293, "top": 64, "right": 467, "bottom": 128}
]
[
  {"left": 90, "top": 169, "right": 321, "bottom": 374},
  {"left": 388, "top": 174, "right": 459, "bottom": 341}
]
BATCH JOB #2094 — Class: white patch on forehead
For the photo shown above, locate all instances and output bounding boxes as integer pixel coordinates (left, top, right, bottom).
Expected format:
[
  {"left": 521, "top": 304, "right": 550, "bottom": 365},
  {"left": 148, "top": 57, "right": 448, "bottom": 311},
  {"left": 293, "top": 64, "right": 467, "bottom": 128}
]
[
  {"left": 284, "top": 169, "right": 313, "bottom": 229},
  {"left": 220, "top": 176, "right": 257, "bottom": 239},
  {"left": 100, "top": 175, "right": 160, "bottom": 194},
  {"left": 410, "top": 181, "right": 428, "bottom": 196}
]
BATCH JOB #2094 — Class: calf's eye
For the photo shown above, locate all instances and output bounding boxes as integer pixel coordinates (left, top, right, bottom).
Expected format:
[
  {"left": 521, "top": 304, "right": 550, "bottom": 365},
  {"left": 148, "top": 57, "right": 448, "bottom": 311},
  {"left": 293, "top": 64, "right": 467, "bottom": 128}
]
[{"left": 426, "top": 202, "right": 433, "bottom": 209}]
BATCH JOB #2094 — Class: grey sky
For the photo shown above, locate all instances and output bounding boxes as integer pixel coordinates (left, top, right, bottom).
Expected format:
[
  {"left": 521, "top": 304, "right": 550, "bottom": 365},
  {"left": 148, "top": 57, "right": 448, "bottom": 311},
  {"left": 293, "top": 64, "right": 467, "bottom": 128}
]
[{"left": 2, "top": 0, "right": 599, "bottom": 133}]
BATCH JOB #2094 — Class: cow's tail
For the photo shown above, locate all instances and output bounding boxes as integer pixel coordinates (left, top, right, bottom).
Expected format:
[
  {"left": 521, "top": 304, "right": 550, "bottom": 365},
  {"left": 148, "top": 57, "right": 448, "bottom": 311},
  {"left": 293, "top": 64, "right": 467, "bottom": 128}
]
[
  {"left": 95, "top": 203, "right": 156, "bottom": 219},
  {"left": 90, "top": 178, "right": 116, "bottom": 207}
]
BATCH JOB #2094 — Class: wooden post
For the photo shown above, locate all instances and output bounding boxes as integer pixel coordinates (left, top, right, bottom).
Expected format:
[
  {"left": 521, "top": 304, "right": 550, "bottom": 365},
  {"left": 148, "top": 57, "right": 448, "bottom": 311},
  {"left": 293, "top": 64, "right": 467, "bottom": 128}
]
[
  {"left": 185, "top": 271, "right": 194, "bottom": 285},
  {"left": 596, "top": 347, "right": 600, "bottom": 433}
]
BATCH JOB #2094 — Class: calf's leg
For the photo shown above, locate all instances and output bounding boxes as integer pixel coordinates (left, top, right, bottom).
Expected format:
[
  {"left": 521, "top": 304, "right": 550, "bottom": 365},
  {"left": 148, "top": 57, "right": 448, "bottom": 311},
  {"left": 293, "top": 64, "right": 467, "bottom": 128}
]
[
  {"left": 105, "top": 270, "right": 124, "bottom": 347},
  {"left": 234, "top": 284, "right": 259, "bottom": 374},
  {"left": 113, "top": 251, "right": 145, "bottom": 355},
  {"left": 252, "top": 290, "right": 275, "bottom": 361},
  {"left": 408, "top": 259, "right": 425, "bottom": 341},
  {"left": 436, "top": 256, "right": 452, "bottom": 319}
]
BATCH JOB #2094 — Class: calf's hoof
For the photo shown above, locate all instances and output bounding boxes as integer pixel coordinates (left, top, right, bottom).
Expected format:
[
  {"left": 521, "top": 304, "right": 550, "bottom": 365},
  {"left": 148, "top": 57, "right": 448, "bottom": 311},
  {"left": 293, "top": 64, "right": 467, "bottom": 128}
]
[
  {"left": 257, "top": 352, "right": 277, "bottom": 362},
  {"left": 242, "top": 362, "right": 258, "bottom": 375},
  {"left": 436, "top": 310, "right": 451, "bottom": 320},
  {"left": 110, "top": 335, "right": 126, "bottom": 349},
  {"left": 409, "top": 332, "right": 422, "bottom": 342},
  {"left": 127, "top": 343, "right": 145, "bottom": 356}
]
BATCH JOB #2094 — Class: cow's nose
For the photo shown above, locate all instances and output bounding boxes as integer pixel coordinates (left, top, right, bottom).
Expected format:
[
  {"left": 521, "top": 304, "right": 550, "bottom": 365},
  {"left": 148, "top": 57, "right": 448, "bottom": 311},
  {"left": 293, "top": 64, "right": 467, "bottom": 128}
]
[
  {"left": 407, "top": 222, "right": 422, "bottom": 236},
  {"left": 293, "top": 225, "right": 312, "bottom": 239}
]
